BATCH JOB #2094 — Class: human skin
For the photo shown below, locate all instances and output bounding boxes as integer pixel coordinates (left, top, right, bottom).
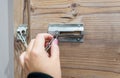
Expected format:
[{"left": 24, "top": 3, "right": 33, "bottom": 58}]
[{"left": 20, "top": 33, "right": 61, "bottom": 78}]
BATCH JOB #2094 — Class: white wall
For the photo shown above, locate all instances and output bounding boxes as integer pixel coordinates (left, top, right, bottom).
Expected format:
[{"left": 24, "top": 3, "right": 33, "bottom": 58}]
[{"left": 0, "top": 0, "right": 14, "bottom": 78}]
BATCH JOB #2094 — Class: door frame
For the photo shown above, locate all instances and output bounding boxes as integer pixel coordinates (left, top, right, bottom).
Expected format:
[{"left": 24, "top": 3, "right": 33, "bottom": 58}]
[{"left": 0, "top": 0, "right": 14, "bottom": 78}]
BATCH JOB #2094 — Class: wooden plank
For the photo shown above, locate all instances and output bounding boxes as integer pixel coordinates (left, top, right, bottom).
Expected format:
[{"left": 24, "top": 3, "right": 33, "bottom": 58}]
[
  {"left": 62, "top": 68, "right": 120, "bottom": 78},
  {"left": 30, "top": 0, "right": 120, "bottom": 78},
  {"left": 14, "top": 0, "right": 24, "bottom": 33},
  {"left": 14, "top": 0, "right": 24, "bottom": 78},
  {"left": 14, "top": 0, "right": 30, "bottom": 78}
]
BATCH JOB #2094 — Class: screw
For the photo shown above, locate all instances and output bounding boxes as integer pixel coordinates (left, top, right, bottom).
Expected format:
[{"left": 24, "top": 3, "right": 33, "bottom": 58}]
[{"left": 76, "top": 38, "right": 80, "bottom": 41}]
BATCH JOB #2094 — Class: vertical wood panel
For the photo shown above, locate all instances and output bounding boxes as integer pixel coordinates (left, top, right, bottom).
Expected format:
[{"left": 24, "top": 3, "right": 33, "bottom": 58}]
[
  {"left": 30, "top": 0, "right": 120, "bottom": 78},
  {"left": 14, "top": 0, "right": 24, "bottom": 77},
  {"left": 14, "top": 0, "right": 30, "bottom": 78}
]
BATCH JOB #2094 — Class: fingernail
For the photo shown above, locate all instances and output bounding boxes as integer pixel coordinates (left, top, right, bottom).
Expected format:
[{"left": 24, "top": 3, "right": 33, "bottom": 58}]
[{"left": 53, "top": 39, "right": 58, "bottom": 45}]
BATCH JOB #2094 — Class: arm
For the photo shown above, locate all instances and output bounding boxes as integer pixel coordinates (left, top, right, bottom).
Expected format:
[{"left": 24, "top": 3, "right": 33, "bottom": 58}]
[
  {"left": 27, "top": 72, "right": 53, "bottom": 78},
  {"left": 20, "top": 33, "right": 61, "bottom": 78}
]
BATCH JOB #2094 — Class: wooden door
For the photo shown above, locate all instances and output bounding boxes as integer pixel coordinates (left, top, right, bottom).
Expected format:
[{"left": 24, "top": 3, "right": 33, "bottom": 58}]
[{"left": 14, "top": 0, "right": 120, "bottom": 78}]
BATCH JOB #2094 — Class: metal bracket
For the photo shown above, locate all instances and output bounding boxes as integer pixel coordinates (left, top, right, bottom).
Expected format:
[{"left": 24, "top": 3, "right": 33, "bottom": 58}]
[
  {"left": 48, "top": 24, "right": 84, "bottom": 43},
  {"left": 16, "top": 24, "right": 28, "bottom": 47}
]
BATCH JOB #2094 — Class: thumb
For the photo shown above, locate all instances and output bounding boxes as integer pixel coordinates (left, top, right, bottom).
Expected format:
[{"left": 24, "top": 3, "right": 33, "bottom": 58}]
[
  {"left": 51, "top": 39, "right": 60, "bottom": 59},
  {"left": 19, "top": 52, "right": 26, "bottom": 68}
]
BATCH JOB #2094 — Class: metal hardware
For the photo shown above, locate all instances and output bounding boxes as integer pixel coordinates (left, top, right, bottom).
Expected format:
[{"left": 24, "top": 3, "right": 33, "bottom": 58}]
[
  {"left": 16, "top": 24, "right": 28, "bottom": 48},
  {"left": 48, "top": 24, "right": 84, "bottom": 42},
  {"left": 45, "top": 31, "right": 59, "bottom": 52}
]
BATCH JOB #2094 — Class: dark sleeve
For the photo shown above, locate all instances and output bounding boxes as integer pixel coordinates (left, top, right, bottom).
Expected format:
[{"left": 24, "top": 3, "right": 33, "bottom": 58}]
[{"left": 27, "top": 72, "right": 53, "bottom": 78}]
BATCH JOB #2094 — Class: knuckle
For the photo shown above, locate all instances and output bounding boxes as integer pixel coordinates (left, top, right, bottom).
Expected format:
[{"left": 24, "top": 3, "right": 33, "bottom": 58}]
[
  {"left": 31, "top": 49, "right": 39, "bottom": 57},
  {"left": 24, "top": 55, "right": 29, "bottom": 61},
  {"left": 36, "top": 34, "right": 44, "bottom": 40},
  {"left": 36, "top": 34, "right": 42, "bottom": 38},
  {"left": 31, "top": 48, "right": 37, "bottom": 53}
]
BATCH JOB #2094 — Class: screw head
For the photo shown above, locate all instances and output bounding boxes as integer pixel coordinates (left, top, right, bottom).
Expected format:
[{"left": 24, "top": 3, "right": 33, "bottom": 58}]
[{"left": 76, "top": 38, "right": 80, "bottom": 41}]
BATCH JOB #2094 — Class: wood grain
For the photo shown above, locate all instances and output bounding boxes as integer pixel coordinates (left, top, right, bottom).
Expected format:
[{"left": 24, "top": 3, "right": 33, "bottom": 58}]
[
  {"left": 14, "top": 0, "right": 24, "bottom": 78},
  {"left": 30, "top": 0, "right": 120, "bottom": 78},
  {"left": 14, "top": 0, "right": 24, "bottom": 34},
  {"left": 62, "top": 68, "right": 120, "bottom": 78},
  {"left": 14, "top": 0, "right": 30, "bottom": 78}
]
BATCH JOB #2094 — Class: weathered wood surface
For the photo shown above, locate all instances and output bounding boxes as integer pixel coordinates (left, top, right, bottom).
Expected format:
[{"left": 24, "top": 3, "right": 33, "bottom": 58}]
[
  {"left": 14, "top": 0, "right": 30, "bottom": 78},
  {"left": 14, "top": 0, "right": 24, "bottom": 33},
  {"left": 30, "top": 0, "right": 120, "bottom": 78},
  {"left": 14, "top": 0, "right": 25, "bottom": 78}
]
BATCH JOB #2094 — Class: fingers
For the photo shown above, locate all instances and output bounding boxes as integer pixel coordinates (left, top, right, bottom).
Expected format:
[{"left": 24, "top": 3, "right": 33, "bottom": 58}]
[
  {"left": 32, "top": 33, "right": 53, "bottom": 55},
  {"left": 27, "top": 39, "right": 35, "bottom": 53},
  {"left": 19, "top": 52, "right": 26, "bottom": 68},
  {"left": 51, "top": 39, "right": 60, "bottom": 59},
  {"left": 20, "top": 52, "right": 30, "bottom": 71}
]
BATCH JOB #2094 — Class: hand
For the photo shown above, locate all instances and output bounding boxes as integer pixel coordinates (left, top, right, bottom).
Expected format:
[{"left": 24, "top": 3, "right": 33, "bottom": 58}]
[{"left": 20, "top": 33, "right": 61, "bottom": 78}]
